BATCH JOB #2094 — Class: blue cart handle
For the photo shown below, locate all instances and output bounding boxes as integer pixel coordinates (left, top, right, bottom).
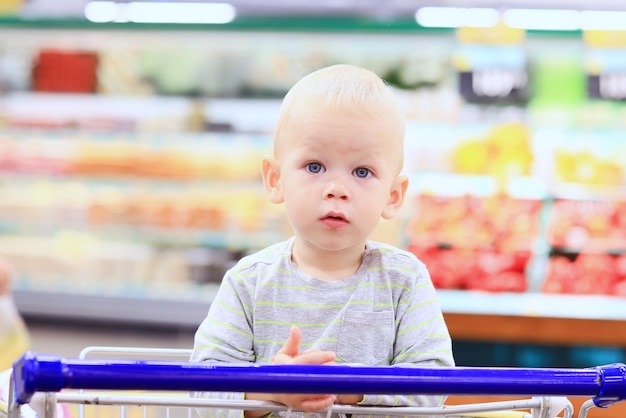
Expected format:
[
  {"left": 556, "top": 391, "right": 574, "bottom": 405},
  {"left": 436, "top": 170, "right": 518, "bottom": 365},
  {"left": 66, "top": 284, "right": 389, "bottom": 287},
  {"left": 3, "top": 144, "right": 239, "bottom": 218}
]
[{"left": 11, "top": 352, "right": 626, "bottom": 409}]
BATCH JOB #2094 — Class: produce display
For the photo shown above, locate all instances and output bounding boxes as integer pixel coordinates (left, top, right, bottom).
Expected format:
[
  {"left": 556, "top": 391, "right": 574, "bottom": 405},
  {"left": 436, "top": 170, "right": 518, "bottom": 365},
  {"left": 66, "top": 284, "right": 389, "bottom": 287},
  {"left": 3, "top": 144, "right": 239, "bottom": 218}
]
[
  {"left": 542, "top": 253, "right": 626, "bottom": 297},
  {"left": 546, "top": 199, "right": 626, "bottom": 252},
  {"left": 0, "top": 131, "right": 284, "bottom": 292},
  {"left": 406, "top": 194, "right": 539, "bottom": 292},
  {"left": 554, "top": 149, "right": 623, "bottom": 186},
  {"left": 1, "top": 109, "right": 625, "bottom": 303},
  {"left": 0, "top": 132, "right": 266, "bottom": 181},
  {"left": 541, "top": 198, "right": 626, "bottom": 297},
  {"left": 450, "top": 122, "right": 533, "bottom": 179}
]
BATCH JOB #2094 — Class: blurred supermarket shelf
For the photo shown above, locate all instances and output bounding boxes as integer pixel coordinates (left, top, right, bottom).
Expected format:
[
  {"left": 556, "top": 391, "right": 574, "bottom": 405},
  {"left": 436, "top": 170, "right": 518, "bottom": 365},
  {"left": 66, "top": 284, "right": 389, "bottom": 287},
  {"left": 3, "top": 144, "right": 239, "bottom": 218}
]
[
  {"left": 2, "top": 85, "right": 626, "bottom": 331},
  {"left": 13, "top": 287, "right": 214, "bottom": 329},
  {"left": 0, "top": 93, "right": 282, "bottom": 134}
]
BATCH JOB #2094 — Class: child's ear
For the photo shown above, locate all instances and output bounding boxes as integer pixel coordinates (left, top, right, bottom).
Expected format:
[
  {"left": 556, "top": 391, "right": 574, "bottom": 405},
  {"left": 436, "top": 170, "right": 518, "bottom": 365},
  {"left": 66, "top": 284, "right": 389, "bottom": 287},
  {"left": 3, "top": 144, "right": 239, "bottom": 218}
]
[
  {"left": 381, "top": 175, "right": 408, "bottom": 220},
  {"left": 261, "top": 155, "right": 284, "bottom": 204}
]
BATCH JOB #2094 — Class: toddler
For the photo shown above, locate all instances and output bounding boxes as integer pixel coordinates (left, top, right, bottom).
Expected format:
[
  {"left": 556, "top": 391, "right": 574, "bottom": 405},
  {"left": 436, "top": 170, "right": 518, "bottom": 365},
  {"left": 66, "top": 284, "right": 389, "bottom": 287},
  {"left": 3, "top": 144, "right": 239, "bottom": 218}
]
[{"left": 191, "top": 64, "right": 454, "bottom": 418}]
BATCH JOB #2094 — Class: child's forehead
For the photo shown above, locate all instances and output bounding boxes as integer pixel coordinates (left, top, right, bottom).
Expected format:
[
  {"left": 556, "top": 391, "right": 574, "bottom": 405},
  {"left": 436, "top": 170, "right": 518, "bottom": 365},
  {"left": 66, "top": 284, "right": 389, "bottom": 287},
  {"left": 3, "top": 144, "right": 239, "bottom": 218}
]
[
  {"left": 282, "top": 106, "right": 398, "bottom": 141},
  {"left": 287, "top": 100, "right": 398, "bottom": 129},
  {"left": 276, "top": 109, "right": 404, "bottom": 168}
]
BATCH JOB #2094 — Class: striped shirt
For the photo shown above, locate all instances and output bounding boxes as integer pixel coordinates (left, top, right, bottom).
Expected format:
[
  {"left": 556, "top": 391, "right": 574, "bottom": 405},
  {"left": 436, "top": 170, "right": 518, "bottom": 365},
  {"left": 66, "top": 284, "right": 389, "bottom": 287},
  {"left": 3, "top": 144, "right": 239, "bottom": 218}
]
[{"left": 191, "top": 237, "right": 454, "bottom": 418}]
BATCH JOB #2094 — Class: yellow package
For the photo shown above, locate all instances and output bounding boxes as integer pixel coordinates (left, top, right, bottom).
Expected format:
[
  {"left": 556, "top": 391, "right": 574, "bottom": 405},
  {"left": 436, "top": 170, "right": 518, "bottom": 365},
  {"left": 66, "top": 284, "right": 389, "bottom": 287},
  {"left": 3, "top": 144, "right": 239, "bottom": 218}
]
[
  {"left": 0, "top": 257, "right": 30, "bottom": 372},
  {"left": 0, "top": 294, "right": 30, "bottom": 371}
]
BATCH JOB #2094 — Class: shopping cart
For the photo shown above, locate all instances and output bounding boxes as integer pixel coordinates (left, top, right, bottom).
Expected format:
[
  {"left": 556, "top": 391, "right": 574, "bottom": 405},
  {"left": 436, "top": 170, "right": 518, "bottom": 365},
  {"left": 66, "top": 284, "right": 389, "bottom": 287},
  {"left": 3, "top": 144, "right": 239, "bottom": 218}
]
[{"left": 2, "top": 346, "right": 625, "bottom": 418}]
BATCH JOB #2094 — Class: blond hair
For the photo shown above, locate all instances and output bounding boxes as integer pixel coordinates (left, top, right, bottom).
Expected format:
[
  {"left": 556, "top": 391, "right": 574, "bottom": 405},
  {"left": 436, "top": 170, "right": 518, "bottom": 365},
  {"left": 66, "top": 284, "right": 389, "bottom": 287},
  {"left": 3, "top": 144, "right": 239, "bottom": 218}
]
[{"left": 274, "top": 64, "right": 405, "bottom": 170}]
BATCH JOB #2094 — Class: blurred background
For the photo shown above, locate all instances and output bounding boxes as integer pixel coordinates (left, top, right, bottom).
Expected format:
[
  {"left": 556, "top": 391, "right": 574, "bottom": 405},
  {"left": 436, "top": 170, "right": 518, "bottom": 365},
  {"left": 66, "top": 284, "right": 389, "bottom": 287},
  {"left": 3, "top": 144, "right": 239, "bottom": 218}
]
[{"left": 1, "top": 0, "right": 626, "bottom": 384}]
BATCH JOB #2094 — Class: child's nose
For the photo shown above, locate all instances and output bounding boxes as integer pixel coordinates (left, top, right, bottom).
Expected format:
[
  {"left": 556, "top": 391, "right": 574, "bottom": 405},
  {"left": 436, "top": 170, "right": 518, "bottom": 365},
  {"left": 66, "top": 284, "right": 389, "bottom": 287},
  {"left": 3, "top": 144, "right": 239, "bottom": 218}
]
[{"left": 324, "top": 181, "right": 349, "bottom": 201}]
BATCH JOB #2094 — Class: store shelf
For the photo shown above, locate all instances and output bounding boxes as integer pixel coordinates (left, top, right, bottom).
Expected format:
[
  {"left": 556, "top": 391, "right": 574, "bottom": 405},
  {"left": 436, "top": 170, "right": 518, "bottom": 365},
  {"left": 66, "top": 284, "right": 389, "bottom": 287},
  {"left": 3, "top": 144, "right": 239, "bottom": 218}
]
[
  {"left": 13, "top": 287, "right": 215, "bottom": 329},
  {"left": 438, "top": 289, "right": 626, "bottom": 321},
  {"left": 0, "top": 93, "right": 282, "bottom": 134},
  {"left": 443, "top": 292, "right": 626, "bottom": 350}
]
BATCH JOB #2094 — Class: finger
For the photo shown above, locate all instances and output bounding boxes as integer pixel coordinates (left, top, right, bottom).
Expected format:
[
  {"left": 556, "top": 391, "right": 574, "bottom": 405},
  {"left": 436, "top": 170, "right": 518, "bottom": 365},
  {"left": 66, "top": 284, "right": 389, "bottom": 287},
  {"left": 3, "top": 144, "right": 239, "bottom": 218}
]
[
  {"left": 274, "top": 351, "right": 335, "bottom": 365},
  {"left": 276, "top": 326, "right": 302, "bottom": 358},
  {"left": 301, "top": 348, "right": 336, "bottom": 365},
  {"left": 291, "top": 350, "right": 336, "bottom": 365}
]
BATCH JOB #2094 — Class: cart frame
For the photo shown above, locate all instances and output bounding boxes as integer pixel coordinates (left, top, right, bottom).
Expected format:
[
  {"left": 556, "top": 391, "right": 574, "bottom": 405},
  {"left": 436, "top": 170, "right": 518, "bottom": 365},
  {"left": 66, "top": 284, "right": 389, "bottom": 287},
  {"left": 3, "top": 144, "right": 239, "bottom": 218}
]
[{"left": 5, "top": 346, "right": 626, "bottom": 418}]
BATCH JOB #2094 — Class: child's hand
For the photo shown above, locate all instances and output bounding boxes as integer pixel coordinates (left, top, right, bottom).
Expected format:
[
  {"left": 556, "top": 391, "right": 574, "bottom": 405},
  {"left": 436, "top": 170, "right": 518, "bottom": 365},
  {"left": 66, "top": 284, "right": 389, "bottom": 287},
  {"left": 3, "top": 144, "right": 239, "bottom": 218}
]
[
  {"left": 270, "top": 326, "right": 337, "bottom": 412},
  {"left": 272, "top": 326, "right": 336, "bottom": 365},
  {"left": 335, "top": 394, "right": 364, "bottom": 405}
]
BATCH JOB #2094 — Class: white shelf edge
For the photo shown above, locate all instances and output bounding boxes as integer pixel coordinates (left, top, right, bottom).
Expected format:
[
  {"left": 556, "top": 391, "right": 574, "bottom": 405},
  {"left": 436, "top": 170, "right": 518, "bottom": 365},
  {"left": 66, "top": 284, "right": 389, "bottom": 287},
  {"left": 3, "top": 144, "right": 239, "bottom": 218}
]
[
  {"left": 13, "top": 289, "right": 210, "bottom": 329},
  {"left": 437, "top": 289, "right": 626, "bottom": 321}
]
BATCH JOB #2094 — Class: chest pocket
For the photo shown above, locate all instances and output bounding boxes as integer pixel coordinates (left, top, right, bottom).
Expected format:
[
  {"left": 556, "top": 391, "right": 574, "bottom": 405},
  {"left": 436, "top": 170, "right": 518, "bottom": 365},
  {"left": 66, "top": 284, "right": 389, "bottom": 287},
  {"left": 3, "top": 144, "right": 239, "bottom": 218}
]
[{"left": 337, "top": 309, "right": 394, "bottom": 365}]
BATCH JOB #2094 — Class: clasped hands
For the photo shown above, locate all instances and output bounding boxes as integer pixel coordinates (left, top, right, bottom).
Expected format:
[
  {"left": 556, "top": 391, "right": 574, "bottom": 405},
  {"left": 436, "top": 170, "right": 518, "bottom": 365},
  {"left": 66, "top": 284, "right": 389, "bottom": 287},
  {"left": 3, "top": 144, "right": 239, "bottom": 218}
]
[{"left": 269, "top": 326, "right": 363, "bottom": 412}]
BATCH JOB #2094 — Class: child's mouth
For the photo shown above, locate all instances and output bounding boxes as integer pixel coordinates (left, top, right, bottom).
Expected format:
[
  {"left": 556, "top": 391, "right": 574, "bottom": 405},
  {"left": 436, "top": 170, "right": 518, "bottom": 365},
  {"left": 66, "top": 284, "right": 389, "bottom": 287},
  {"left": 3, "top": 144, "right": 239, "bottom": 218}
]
[{"left": 321, "top": 214, "right": 348, "bottom": 229}]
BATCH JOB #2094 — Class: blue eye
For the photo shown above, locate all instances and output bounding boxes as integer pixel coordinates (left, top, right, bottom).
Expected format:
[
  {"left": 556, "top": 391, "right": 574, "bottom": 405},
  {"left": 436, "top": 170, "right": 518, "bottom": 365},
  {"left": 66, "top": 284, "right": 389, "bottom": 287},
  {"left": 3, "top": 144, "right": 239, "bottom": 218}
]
[
  {"left": 306, "top": 162, "right": 323, "bottom": 174},
  {"left": 354, "top": 167, "right": 371, "bottom": 178}
]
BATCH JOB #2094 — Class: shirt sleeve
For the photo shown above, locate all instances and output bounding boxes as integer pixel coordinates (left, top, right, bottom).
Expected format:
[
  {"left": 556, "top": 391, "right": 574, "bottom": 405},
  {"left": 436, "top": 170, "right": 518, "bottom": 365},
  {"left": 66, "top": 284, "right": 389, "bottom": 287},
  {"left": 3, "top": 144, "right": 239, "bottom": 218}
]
[
  {"left": 356, "top": 262, "right": 455, "bottom": 412},
  {"left": 190, "top": 268, "right": 254, "bottom": 418}
]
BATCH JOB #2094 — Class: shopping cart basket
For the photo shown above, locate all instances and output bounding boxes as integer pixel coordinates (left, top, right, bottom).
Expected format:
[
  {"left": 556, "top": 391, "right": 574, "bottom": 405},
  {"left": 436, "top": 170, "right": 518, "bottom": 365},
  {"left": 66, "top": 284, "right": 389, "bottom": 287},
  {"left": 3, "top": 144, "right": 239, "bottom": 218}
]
[{"left": 3, "top": 346, "right": 625, "bottom": 418}]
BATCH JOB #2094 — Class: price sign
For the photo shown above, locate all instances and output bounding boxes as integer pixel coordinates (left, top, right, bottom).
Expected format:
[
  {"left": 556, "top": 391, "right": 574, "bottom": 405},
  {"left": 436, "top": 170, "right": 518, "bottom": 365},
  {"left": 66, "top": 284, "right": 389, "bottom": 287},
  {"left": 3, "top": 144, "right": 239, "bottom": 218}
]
[
  {"left": 585, "top": 49, "right": 626, "bottom": 101},
  {"left": 454, "top": 45, "right": 530, "bottom": 104},
  {"left": 459, "top": 68, "right": 528, "bottom": 102},
  {"left": 588, "top": 73, "right": 626, "bottom": 101}
]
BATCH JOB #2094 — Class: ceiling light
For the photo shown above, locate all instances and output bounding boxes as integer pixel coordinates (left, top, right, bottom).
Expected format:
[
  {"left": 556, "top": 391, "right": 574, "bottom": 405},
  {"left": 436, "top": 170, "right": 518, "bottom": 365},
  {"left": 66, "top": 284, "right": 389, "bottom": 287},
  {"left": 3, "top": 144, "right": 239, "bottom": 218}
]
[
  {"left": 127, "top": 2, "right": 235, "bottom": 24},
  {"left": 84, "top": 1, "right": 118, "bottom": 23},
  {"left": 84, "top": 1, "right": 236, "bottom": 24},
  {"left": 416, "top": 7, "right": 499, "bottom": 28},
  {"left": 503, "top": 9, "right": 579, "bottom": 31},
  {"left": 580, "top": 11, "right": 626, "bottom": 31}
]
